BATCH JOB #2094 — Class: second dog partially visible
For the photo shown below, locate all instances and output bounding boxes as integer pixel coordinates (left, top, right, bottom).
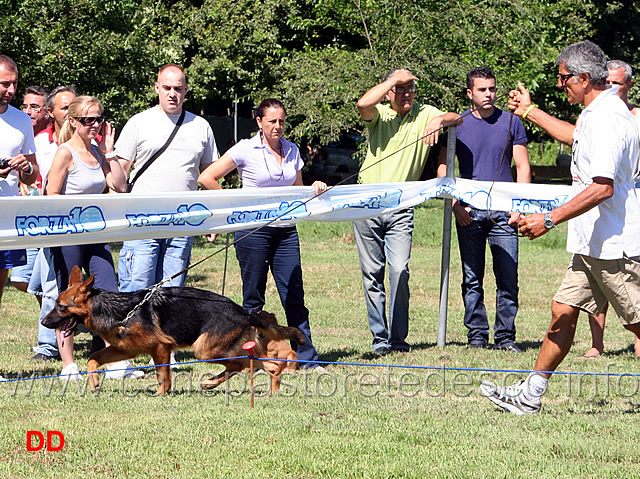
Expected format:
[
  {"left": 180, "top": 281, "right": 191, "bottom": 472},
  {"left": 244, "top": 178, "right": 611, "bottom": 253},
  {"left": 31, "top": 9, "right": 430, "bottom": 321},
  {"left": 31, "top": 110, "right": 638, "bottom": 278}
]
[
  {"left": 42, "top": 266, "right": 305, "bottom": 395},
  {"left": 255, "top": 313, "right": 299, "bottom": 373}
]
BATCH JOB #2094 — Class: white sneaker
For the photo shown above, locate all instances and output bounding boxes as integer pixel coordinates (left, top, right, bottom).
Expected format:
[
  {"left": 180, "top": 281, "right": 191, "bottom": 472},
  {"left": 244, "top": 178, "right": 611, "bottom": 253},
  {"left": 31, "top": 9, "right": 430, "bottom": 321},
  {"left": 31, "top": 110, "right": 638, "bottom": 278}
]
[
  {"left": 105, "top": 360, "right": 145, "bottom": 379},
  {"left": 480, "top": 380, "right": 541, "bottom": 415},
  {"left": 149, "top": 351, "right": 179, "bottom": 370},
  {"left": 60, "top": 363, "right": 81, "bottom": 381},
  {"left": 0, "top": 374, "right": 7, "bottom": 382}
]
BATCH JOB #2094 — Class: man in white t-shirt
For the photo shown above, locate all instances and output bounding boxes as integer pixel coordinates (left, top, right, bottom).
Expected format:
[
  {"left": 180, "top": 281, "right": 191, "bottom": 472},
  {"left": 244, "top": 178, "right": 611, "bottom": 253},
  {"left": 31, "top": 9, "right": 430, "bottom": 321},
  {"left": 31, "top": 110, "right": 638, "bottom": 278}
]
[
  {"left": 116, "top": 64, "right": 219, "bottom": 292},
  {"left": 480, "top": 41, "right": 640, "bottom": 415},
  {"left": 0, "top": 55, "right": 39, "bottom": 310}
]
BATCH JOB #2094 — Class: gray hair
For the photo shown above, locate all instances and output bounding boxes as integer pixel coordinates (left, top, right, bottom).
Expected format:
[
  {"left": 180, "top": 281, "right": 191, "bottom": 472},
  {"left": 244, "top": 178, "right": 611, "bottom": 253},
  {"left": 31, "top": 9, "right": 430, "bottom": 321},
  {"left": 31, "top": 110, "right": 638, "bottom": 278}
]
[
  {"left": 24, "top": 85, "right": 50, "bottom": 98},
  {"left": 607, "top": 59, "right": 633, "bottom": 83},
  {"left": 46, "top": 85, "right": 78, "bottom": 110},
  {"left": 556, "top": 41, "right": 608, "bottom": 86},
  {"left": 384, "top": 69, "right": 412, "bottom": 82}
]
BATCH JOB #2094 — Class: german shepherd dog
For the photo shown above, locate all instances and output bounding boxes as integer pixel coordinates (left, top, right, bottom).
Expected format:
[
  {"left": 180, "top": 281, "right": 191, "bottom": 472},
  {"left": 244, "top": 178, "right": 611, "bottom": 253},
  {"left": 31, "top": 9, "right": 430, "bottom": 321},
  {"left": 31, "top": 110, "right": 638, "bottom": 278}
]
[{"left": 42, "top": 266, "right": 305, "bottom": 395}]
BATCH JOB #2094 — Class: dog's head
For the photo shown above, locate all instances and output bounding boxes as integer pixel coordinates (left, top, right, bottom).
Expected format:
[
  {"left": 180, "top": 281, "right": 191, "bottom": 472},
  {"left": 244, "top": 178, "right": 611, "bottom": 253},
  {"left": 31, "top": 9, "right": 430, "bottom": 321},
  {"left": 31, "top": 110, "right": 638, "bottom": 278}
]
[
  {"left": 42, "top": 265, "right": 95, "bottom": 338},
  {"left": 254, "top": 310, "right": 298, "bottom": 371}
]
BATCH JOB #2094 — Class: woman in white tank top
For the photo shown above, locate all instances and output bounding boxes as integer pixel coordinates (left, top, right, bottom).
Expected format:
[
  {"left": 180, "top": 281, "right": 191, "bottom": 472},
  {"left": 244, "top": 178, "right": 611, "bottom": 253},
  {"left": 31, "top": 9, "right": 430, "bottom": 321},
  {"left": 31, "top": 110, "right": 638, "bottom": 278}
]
[{"left": 45, "top": 96, "right": 139, "bottom": 381}]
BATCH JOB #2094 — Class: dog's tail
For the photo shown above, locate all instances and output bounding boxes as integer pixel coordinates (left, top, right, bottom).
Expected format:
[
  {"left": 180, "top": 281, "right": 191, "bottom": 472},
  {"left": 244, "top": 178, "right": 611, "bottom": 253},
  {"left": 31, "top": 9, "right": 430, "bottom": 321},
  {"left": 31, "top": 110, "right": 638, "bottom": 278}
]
[{"left": 249, "top": 310, "right": 306, "bottom": 345}]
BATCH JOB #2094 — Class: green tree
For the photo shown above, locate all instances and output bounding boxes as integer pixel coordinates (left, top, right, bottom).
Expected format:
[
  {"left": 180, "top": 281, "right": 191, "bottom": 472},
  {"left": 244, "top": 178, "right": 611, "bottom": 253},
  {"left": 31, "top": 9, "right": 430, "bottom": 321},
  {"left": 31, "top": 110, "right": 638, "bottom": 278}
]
[
  {"left": 2, "top": 0, "right": 628, "bottom": 146},
  {"left": 2, "top": 0, "right": 180, "bottom": 126}
]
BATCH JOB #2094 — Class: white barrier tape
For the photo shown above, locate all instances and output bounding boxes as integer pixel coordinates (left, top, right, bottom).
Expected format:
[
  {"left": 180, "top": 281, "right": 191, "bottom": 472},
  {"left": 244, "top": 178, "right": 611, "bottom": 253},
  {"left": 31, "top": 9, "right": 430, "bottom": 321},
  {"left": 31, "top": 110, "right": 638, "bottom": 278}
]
[{"left": 0, "top": 178, "right": 576, "bottom": 250}]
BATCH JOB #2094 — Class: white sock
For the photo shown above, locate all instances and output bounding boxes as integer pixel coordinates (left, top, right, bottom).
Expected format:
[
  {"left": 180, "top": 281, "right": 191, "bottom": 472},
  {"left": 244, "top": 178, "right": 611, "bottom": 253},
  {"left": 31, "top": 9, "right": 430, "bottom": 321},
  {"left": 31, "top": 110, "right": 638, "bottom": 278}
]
[{"left": 525, "top": 373, "right": 548, "bottom": 400}]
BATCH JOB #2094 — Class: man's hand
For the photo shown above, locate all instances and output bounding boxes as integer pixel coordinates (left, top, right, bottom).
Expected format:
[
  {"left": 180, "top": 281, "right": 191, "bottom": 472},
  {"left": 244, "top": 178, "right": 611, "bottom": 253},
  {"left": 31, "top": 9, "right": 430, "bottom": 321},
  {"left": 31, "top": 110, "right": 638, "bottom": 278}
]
[
  {"left": 517, "top": 213, "right": 549, "bottom": 240},
  {"left": 388, "top": 69, "right": 419, "bottom": 86},
  {"left": 422, "top": 117, "right": 444, "bottom": 146},
  {"left": 422, "top": 113, "right": 462, "bottom": 146},
  {"left": 508, "top": 82, "right": 533, "bottom": 117},
  {"left": 453, "top": 202, "right": 473, "bottom": 226},
  {"left": 508, "top": 211, "right": 523, "bottom": 226},
  {"left": 10, "top": 154, "right": 30, "bottom": 173}
]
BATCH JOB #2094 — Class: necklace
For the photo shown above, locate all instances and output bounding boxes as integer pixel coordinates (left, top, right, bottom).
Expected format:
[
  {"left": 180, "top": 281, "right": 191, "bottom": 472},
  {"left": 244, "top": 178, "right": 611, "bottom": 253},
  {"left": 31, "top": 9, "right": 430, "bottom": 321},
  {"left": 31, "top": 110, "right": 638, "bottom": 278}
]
[{"left": 261, "top": 132, "right": 284, "bottom": 182}]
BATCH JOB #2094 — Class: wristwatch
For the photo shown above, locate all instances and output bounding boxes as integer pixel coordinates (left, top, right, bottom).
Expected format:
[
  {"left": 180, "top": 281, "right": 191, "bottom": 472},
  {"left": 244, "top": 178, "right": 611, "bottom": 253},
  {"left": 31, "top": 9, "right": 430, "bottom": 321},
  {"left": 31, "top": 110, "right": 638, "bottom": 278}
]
[{"left": 544, "top": 212, "right": 556, "bottom": 230}]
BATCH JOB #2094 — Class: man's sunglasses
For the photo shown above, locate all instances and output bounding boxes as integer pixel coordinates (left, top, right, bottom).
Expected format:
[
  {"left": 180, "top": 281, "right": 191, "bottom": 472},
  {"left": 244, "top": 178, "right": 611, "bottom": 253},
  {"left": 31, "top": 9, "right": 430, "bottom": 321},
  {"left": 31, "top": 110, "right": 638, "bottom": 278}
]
[
  {"left": 74, "top": 116, "right": 105, "bottom": 126},
  {"left": 557, "top": 73, "right": 576, "bottom": 84}
]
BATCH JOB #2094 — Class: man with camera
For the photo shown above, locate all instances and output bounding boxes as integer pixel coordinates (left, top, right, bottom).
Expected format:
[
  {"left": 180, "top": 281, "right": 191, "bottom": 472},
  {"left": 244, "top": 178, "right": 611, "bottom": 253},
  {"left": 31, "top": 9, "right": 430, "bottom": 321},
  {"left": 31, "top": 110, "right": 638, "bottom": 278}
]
[{"left": 0, "top": 55, "right": 39, "bottom": 312}]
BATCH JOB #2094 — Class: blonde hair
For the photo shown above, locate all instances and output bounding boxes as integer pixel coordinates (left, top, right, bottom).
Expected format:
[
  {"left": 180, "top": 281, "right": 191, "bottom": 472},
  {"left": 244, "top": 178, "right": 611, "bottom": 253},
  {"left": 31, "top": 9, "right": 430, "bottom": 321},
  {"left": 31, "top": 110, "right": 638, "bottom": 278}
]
[{"left": 58, "top": 95, "right": 103, "bottom": 144}]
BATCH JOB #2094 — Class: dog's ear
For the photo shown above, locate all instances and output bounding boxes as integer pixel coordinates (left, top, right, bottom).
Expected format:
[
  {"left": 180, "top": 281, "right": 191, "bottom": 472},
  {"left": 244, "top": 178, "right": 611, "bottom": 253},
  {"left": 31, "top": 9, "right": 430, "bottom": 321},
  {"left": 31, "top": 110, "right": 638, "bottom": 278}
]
[
  {"left": 69, "top": 265, "right": 83, "bottom": 286},
  {"left": 258, "top": 310, "right": 278, "bottom": 325},
  {"left": 81, "top": 273, "right": 96, "bottom": 292}
]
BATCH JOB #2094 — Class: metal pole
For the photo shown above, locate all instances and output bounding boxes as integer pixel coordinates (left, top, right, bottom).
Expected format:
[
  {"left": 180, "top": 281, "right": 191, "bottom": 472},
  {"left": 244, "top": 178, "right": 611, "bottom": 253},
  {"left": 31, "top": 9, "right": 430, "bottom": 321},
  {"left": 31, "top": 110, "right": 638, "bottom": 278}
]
[
  {"left": 221, "top": 91, "right": 239, "bottom": 296},
  {"left": 437, "top": 126, "right": 456, "bottom": 347},
  {"left": 234, "top": 91, "right": 238, "bottom": 143}
]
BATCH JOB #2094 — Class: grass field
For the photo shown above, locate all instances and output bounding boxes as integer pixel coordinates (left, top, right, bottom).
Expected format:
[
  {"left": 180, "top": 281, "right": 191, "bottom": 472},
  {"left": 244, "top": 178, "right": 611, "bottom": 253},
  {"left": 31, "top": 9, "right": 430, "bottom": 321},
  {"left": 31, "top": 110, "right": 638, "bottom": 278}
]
[{"left": 2, "top": 199, "right": 640, "bottom": 478}]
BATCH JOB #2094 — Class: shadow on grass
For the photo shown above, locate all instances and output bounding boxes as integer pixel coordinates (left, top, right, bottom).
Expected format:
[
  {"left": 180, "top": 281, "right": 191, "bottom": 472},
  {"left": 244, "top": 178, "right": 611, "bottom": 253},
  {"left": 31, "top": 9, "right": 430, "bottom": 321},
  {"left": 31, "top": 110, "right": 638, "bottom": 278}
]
[
  {"left": 320, "top": 341, "right": 442, "bottom": 363},
  {"left": 414, "top": 339, "right": 543, "bottom": 352},
  {"left": 599, "top": 343, "right": 638, "bottom": 358}
]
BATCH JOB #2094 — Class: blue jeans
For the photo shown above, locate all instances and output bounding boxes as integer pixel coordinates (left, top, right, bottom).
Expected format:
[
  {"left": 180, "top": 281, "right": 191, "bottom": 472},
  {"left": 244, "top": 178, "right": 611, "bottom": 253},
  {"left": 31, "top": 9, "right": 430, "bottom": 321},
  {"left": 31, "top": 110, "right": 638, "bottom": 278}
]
[
  {"left": 456, "top": 208, "right": 519, "bottom": 346},
  {"left": 51, "top": 243, "right": 119, "bottom": 292},
  {"left": 27, "top": 248, "right": 59, "bottom": 358},
  {"left": 118, "top": 237, "right": 194, "bottom": 292},
  {"left": 234, "top": 226, "right": 319, "bottom": 366},
  {"left": 10, "top": 247, "right": 38, "bottom": 283},
  {"left": 353, "top": 208, "right": 413, "bottom": 351}
]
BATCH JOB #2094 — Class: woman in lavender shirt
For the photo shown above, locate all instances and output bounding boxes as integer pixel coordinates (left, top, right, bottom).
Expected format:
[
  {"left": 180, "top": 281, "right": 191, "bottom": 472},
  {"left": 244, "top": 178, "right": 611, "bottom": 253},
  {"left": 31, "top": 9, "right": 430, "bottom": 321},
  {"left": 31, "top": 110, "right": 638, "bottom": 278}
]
[{"left": 199, "top": 99, "right": 326, "bottom": 370}]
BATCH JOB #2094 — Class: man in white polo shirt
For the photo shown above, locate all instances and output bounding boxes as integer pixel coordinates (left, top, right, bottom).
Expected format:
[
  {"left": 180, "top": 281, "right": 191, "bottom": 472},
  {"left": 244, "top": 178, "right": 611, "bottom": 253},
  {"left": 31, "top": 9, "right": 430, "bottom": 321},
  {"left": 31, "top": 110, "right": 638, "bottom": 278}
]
[{"left": 481, "top": 41, "right": 640, "bottom": 414}]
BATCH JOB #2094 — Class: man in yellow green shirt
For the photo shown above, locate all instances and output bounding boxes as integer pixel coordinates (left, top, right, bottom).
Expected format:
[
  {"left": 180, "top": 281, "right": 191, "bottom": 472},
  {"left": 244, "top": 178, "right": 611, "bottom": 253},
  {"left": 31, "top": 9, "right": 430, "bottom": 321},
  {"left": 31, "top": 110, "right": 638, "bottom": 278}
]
[{"left": 354, "top": 68, "right": 461, "bottom": 355}]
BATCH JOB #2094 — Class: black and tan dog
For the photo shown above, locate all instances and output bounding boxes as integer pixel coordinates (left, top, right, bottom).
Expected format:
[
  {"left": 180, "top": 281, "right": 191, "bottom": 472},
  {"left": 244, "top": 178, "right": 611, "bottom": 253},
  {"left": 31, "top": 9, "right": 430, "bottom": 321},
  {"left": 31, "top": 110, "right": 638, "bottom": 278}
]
[{"left": 42, "top": 265, "right": 305, "bottom": 395}]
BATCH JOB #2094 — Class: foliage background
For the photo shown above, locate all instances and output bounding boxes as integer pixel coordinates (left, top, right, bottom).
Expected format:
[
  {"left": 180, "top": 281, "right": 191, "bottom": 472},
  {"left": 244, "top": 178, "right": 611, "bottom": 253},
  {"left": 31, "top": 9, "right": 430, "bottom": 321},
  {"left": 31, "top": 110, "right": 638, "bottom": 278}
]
[{"left": 2, "top": 0, "right": 639, "bottom": 145}]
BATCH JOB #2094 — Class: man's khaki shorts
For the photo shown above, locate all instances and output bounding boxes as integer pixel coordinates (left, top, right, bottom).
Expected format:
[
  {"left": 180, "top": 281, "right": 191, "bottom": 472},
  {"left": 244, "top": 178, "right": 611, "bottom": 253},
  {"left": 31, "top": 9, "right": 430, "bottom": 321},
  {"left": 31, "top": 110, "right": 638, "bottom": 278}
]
[{"left": 554, "top": 254, "right": 640, "bottom": 325}]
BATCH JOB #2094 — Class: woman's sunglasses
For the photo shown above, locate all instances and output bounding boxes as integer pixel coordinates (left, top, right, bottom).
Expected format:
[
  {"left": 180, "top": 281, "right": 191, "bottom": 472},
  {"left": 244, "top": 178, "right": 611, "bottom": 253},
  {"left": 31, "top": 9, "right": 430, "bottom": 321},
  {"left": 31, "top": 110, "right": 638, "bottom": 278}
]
[{"left": 74, "top": 116, "right": 105, "bottom": 126}]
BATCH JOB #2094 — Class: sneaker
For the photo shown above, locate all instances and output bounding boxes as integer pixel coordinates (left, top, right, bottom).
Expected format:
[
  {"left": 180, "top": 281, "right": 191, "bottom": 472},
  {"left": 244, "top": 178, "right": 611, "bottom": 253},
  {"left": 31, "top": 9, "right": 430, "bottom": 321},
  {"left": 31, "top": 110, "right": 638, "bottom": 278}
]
[
  {"left": 0, "top": 374, "right": 6, "bottom": 382},
  {"left": 373, "top": 347, "right": 391, "bottom": 357},
  {"left": 30, "top": 353, "right": 62, "bottom": 362},
  {"left": 494, "top": 342, "right": 523, "bottom": 353},
  {"left": 60, "top": 363, "right": 81, "bottom": 382},
  {"left": 480, "top": 380, "right": 541, "bottom": 415},
  {"left": 148, "top": 351, "right": 179, "bottom": 370},
  {"left": 105, "top": 360, "right": 145, "bottom": 379}
]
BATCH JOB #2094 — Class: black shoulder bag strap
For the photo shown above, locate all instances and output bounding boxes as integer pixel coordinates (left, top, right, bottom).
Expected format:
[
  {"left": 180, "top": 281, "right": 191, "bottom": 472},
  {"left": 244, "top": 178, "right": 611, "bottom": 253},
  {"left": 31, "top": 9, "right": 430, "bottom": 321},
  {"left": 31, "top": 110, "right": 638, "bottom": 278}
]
[{"left": 126, "top": 110, "right": 186, "bottom": 192}]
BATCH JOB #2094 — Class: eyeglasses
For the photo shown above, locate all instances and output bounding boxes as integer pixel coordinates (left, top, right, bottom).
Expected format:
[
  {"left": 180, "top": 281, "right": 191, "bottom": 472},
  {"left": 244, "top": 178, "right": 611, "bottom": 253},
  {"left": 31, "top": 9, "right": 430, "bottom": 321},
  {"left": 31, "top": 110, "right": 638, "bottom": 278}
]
[
  {"left": 392, "top": 85, "right": 416, "bottom": 94},
  {"left": 20, "top": 103, "right": 45, "bottom": 113},
  {"left": 74, "top": 116, "right": 105, "bottom": 126},
  {"left": 557, "top": 72, "right": 576, "bottom": 84}
]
